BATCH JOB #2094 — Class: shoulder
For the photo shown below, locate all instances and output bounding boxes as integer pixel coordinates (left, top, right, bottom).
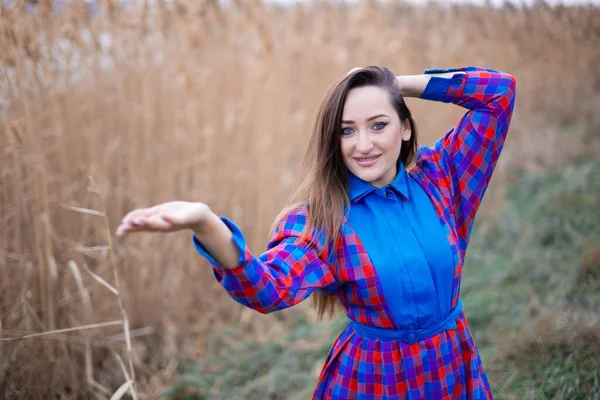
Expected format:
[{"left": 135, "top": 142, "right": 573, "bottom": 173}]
[
  {"left": 413, "top": 145, "right": 445, "bottom": 178},
  {"left": 273, "top": 206, "right": 309, "bottom": 237},
  {"left": 408, "top": 153, "right": 455, "bottom": 207},
  {"left": 271, "top": 205, "right": 329, "bottom": 253}
]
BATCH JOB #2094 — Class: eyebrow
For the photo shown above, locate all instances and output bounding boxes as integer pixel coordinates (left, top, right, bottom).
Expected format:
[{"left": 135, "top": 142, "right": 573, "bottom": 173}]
[{"left": 341, "top": 114, "right": 390, "bottom": 125}]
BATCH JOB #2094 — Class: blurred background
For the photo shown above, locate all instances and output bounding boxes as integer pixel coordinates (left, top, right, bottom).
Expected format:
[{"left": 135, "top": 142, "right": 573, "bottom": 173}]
[{"left": 0, "top": 0, "right": 599, "bottom": 399}]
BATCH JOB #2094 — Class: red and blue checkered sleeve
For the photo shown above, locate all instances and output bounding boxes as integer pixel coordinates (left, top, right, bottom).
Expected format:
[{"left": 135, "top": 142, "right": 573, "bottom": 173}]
[
  {"left": 417, "top": 66, "right": 517, "bottom": 243},
  {"left": 193, "top": 209, "right": 338, "bottom": 314}
]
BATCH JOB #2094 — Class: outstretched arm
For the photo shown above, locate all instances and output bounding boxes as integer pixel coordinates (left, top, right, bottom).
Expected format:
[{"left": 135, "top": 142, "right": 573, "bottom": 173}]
[
  {"left": 117, "top": 203, "right": 338, "bottom": 314},
  {"left": 195, "top": 209, "right": 339, "bottom": 314}
]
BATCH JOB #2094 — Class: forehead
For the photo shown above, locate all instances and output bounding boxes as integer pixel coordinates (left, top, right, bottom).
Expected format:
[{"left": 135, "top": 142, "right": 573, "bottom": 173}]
[{"left": 342, "top": 86, "right": 394, "bottom": 121}]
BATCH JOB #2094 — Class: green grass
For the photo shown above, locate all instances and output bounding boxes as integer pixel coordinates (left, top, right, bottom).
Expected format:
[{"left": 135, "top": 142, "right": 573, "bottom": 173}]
[
  {"left": 162, "top": 318, "right": 346, "bottom": 400},
  {"left": 165, "top": 152, "right": 600, "bottom": 400},
  {"left": 465, "top": 155, "right": 600, "bottom": 400}
]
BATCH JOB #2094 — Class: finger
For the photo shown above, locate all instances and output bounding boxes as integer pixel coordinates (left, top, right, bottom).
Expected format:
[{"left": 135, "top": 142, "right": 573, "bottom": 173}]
[
  {"left": 121, "top": 207, "right": 158, "bottom": 225},
  {"left": 120, "top": 209, "right": 147, "bottom": 224},
  {"left": 145, "top": 215, "right": 172, "bottom": 231},
  {"left": 115, "top": 218, "right": 150, "bottom": 234},
  {"left": 132, "top": 215, "right": 172, "bottom": 231},
  {"left": 115, "top": 221, "right": 135, "bottom": 236},
  {"left": 116, "top": 217, "right": 171, "bottom": 236}
]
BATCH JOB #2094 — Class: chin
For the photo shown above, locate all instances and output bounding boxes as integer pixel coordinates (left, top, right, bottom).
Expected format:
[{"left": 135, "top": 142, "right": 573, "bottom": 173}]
[{"left": 354, "top": 170, "right": 384, "bottom": 183}]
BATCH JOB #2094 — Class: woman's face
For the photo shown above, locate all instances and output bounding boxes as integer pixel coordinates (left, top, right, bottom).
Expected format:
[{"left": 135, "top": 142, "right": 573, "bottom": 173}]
[{"left": 340, "top": 86, "right": 411, "bottom": 188}]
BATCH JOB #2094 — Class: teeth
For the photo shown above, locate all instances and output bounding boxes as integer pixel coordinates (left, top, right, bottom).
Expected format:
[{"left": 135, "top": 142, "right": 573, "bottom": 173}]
[{"left": 357, "top": 156, "right": 378, "bottom": 161}]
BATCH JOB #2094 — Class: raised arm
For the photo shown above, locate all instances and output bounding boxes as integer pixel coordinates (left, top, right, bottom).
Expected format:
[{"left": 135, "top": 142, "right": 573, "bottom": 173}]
[
  {"left": 400, "top": 67, "right": 517, "bottom": 243},
  {"left": 396, "top": 71, "right": 463, "bottom": 98}
]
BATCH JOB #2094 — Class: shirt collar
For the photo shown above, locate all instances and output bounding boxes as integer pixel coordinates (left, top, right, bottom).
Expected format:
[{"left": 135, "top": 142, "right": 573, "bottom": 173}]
[{"left": 348, "top": 160, "right": 410, "bottom": 202}]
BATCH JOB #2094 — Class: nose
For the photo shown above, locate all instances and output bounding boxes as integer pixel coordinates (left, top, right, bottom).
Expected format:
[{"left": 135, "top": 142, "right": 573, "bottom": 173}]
[{"left": 356, "top": 131, "right": 373, "bottom": 153}]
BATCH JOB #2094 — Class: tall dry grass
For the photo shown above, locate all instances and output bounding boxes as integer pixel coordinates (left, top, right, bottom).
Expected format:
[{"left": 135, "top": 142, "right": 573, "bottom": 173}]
[{"left": 0, "top": 1, "right": 599, "bottom": 397}]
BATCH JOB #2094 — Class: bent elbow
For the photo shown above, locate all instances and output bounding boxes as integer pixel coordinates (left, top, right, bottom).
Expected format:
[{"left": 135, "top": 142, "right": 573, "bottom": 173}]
[
  {"left": 489, "top": 72, "right": 517, "bottom": 118},
  {"left": 246, "top": 295, "right": 291, "bottom": 315},
  {"left": 500, "top": 73, "right": 517, "bottom": 102}
]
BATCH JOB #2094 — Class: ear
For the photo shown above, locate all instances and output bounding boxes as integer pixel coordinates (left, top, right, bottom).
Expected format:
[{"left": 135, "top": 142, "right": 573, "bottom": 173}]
[{"left": 401, "top": 119, "right": 412, "bottom": 142}]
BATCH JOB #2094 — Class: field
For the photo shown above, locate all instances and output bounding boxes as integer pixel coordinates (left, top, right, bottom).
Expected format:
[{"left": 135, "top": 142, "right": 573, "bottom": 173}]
[{"left": 0, "top": 1, "right": 599, "bottom": 399}]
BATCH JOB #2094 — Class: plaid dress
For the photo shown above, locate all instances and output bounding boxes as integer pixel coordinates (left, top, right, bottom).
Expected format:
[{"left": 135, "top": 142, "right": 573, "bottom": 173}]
[{"left": 194, "top": 67, "right": 516, "bottom": 399}]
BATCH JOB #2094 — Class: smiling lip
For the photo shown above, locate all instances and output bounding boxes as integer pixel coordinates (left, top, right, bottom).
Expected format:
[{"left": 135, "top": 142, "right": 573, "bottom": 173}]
[{"left": 354, "top": 154, "right": 381, "bottom": 167}]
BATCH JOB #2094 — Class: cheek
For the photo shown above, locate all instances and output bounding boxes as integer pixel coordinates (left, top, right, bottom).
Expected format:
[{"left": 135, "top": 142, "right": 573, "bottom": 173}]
[
  {"left": 340, "top": 138, "right": 353, "bottom": 159},
  {"left": 382, "top": 130, "right": 403, "bottom": 154}
]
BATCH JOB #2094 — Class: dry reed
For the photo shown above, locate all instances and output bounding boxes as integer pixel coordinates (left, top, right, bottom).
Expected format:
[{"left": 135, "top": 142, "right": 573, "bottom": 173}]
[{"left": 0, "top": 1, "right": 599, "bottom": 398}]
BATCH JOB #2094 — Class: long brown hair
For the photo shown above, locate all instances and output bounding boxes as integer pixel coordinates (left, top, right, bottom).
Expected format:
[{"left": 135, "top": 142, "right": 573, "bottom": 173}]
[{"left": 273, "top": 66, "right": 419, "bottom": 319}]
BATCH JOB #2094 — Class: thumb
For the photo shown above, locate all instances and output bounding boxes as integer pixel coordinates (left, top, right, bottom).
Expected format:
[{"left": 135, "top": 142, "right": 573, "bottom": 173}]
[
  {"left": 148, "top": 215, "right": 170, "bottom": 229},
  {"left": 159, "top": 212, "right": 187, "bottom": 228}
]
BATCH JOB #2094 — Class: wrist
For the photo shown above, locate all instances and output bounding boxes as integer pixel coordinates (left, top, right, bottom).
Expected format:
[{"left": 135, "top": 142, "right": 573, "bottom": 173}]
[
  {"left": 189, "top": 203, "right": 216, "bottom": 235},
  {"left": 396, "top": 75, "right": 408, "bottom": 96},
  {"left": 396, "top": 74, "right": 430, "bottom": 98}
]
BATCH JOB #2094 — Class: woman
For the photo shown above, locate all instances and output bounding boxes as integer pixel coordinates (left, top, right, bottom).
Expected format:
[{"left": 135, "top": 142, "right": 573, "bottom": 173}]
[{"left": 117, "top": 65, "right": 516, "bottom": 399}]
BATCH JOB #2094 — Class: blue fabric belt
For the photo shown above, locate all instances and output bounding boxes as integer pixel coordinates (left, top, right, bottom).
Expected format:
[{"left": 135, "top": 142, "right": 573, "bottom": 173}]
[{"left": 350, "top": 300, "right": 463, "bottom": 344}]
